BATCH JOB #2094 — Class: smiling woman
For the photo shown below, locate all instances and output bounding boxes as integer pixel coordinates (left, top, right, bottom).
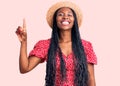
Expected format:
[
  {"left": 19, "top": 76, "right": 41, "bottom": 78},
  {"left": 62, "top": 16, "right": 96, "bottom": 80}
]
[
  {"left": 56, "top": 7, "right": 75, "bottom": 30},
  {"left": 16, "top": 1, "right": 97, "bottom": 86}
]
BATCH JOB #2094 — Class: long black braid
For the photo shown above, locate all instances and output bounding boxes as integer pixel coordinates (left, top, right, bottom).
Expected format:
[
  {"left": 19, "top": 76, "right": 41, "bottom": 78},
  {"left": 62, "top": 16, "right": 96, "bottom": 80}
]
[{"left": 45, "top": 8, "right": 88, "bottom": 86}]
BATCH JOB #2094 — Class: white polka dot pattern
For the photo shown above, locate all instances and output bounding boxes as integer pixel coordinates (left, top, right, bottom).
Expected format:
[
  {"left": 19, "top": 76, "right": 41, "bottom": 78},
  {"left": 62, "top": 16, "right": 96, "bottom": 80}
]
[{"left": 29, "top": 38, "right": 97, "bottom": 85}]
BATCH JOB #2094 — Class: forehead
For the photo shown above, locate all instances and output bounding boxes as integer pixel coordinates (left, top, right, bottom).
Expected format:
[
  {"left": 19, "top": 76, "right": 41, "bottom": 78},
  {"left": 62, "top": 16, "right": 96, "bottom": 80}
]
[{"left": 57, "top": 7, "right": 73, "bottom": 13}]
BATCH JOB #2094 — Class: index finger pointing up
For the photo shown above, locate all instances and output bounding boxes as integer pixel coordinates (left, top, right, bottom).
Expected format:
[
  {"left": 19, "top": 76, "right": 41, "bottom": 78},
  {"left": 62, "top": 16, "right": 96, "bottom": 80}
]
[{"left": 23, "top": 18, "right": 26, "bottom": 31}]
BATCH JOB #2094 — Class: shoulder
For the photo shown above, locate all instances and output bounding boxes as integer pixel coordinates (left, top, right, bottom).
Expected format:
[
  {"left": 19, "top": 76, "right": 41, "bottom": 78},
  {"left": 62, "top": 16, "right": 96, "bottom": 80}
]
[
  {"left": 82, "top": 39, "right": 97, "bottom": 64},
  {"left": 32, "top": 38, "right": 51, "bottom": 49},
  {"left": 81, "top": 39, "right": 94, "bottom": 52},
  {"left": 29, "top": 38, "right": 51, "bottom": 62},
  {"left": 35, "top": 38, "right": 51, "bottom": 47},
  {"left": 81, "top": 39, "right": 92, "bottom": 47}
]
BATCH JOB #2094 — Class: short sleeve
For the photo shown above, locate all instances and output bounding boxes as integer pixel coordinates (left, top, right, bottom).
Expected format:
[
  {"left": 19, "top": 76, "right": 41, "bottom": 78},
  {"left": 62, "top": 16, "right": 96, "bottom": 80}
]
[
  {"left": 29, "top": 39, "right": 50, "bottom": 63},
  {"left": 82, "top": 40, "right": 97, "bottom": 65}
]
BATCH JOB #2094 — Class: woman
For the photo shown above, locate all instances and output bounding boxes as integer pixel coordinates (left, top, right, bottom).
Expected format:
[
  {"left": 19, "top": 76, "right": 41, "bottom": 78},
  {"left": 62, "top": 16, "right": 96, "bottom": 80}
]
[{"left": 16, "top": 1, "right": 97, "bottom": 86}]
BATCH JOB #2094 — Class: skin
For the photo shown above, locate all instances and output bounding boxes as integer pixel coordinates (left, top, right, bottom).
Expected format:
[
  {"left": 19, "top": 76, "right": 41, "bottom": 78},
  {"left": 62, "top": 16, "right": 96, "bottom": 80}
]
[
  {"left": 16, "top": 7, "right": 96, "bottom": 86},
  {"left": 56, "top": 7, "right": 74, "bottom": 56}
]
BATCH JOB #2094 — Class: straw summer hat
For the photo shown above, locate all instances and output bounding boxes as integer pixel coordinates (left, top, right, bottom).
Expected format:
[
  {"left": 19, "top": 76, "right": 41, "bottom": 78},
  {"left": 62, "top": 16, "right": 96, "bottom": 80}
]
[{"left": 46, "top": 1, "right": 83, "bottom": 28}]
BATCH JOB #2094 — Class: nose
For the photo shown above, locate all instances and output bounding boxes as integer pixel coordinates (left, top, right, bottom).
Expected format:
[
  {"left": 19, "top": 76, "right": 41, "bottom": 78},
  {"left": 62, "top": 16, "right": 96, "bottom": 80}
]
[{"left": 63, "top": 15, "right": 69, "bottom": 19}]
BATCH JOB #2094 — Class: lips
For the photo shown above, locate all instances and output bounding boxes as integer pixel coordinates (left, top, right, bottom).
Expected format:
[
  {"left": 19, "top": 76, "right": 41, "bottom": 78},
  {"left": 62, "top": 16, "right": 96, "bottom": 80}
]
[{"left": 61, "top": 21, "right": 70, "bottom": 25}]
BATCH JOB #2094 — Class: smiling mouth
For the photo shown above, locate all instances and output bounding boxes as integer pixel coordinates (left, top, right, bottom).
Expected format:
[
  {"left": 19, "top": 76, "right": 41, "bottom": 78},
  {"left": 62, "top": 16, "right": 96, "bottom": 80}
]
[{"left": 61, "top": 21, "right": 70, "bottom": 25}]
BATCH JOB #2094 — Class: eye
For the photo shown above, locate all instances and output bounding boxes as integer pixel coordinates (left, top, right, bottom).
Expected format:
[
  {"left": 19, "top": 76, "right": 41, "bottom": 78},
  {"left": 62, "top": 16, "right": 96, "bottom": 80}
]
[
  {"left": 57, "top": 13, "right": 64, "bottom": 16},
  {"left": 67, "top": 13, "right": 73, "bottom": 17}
]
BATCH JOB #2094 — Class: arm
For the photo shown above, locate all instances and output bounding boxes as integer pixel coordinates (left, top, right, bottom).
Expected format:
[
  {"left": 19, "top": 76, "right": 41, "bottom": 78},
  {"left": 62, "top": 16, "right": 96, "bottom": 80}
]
[
  {"left": 16, "top": 19, "right": 41, "bottom": 73},
  {"left": 19, "top": 42, "right": 41, "bottom": 73},
  {"left": 87, "top": 63, "right": 96, "bottom": 86}
]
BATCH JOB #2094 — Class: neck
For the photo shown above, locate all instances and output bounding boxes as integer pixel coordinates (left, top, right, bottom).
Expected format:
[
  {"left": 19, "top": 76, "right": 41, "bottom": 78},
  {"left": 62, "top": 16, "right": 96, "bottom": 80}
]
[{"left": 59, "top": 30, "right": 71, "bottom": 43}]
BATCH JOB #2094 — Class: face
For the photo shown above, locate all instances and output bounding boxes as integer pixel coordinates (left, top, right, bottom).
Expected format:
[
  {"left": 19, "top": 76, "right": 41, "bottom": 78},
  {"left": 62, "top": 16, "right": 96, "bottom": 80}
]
[{"left": 56, "top": 7, "right": 74, "bottom": 30}]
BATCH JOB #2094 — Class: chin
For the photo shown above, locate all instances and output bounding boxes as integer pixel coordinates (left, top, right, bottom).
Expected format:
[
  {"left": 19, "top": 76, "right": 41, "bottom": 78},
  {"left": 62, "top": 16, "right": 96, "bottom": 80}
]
[
  {"left": 59, "top": 27, "right": 71, "bottom": 31},
  {"left": 59, "top": 26, "right": 72, "bottom": 30}
]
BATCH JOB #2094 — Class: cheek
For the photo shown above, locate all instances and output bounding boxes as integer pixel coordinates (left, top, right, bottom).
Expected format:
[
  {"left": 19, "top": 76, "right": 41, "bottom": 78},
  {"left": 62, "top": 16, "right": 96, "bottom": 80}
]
[
  {"left": 56, "top": 17, "right": 61, "bottom": 26},
  {"left": 72, "top": 18, "right": 75, "bottom": 24},
  {"left": 72, "top": 17, "right": 75, "bottom": 22},
  {"left": 71, "top": 18, "right": 75, "bottom": 25},
  {"left": 56, "top": 17, "right": 61, "bottom": 22}
]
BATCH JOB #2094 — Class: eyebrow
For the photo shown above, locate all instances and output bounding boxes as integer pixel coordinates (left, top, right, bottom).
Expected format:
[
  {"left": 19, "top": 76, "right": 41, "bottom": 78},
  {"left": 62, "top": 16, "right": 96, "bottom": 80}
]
[{"left": 57, "top": 11, "right": 73, "bottom": 14}]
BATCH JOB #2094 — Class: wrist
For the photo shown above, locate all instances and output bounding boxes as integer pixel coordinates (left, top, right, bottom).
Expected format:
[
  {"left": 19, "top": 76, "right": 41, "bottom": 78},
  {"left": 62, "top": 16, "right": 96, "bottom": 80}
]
[{"left": 21, "top": 41, "right": 27, "bottom": 45}]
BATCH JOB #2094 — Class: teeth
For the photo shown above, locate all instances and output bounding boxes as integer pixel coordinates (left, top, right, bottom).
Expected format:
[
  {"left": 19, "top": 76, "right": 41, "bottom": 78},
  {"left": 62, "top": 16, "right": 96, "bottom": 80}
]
[{"left": 62, "top": 21, "right": 69, "bottom": 25}]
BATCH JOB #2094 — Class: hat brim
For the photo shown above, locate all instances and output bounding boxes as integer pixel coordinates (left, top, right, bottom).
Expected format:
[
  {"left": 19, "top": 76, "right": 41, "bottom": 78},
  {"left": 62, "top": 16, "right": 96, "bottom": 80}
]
[{"left": 46, "top": 1, "right": 83, "bottom": 28}]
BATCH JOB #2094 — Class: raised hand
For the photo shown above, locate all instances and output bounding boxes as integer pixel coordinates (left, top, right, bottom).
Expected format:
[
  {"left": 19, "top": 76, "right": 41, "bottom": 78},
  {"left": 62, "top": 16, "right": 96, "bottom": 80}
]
[{"left": 16, "top": 19, "right": 27, "bottom": 42}]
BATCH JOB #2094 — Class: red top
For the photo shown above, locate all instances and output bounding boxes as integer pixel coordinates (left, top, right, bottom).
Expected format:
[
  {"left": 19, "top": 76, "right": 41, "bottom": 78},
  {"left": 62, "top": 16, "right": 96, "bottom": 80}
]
[{"left": 29, "top": 39, "right": 97, "bottom": 86}]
